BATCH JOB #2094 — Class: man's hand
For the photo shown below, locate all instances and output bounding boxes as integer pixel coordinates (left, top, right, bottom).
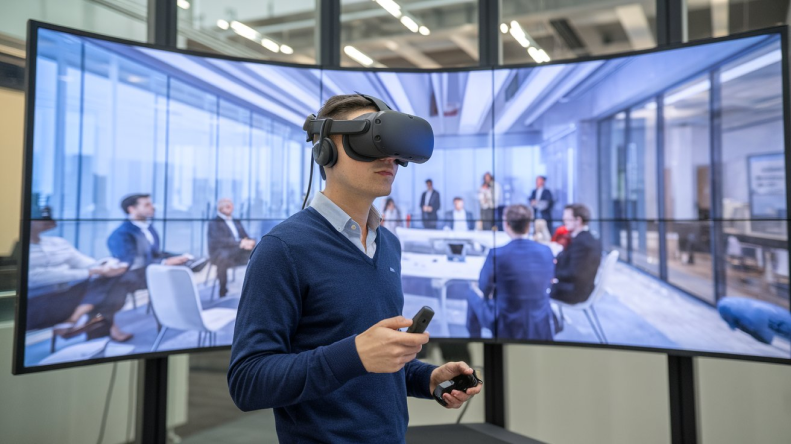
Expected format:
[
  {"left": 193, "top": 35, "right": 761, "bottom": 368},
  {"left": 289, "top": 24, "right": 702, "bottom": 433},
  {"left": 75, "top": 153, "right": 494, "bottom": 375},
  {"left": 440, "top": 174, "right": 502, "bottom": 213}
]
[
  {"left": 164, "top": 255, "right": 190, "bottom": 266},
  {"left": 430, "top": 362, "right": 482, "bottom": 409},
  {"left": 355, "top": 316, "right": 429, "bottom": 373}
]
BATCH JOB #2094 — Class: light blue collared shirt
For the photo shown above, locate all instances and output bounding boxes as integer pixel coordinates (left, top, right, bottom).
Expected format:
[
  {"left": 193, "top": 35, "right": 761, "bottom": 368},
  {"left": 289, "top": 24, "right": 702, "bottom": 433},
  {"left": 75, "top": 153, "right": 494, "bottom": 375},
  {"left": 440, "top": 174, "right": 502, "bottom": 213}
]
[{"left": 309, "top": 192, "right": 381, "bottom": 259}]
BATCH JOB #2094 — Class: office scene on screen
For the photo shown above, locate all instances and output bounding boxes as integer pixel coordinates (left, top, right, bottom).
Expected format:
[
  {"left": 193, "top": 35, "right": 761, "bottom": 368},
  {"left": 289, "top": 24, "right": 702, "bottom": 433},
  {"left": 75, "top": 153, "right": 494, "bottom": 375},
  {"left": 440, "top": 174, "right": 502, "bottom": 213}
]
[
  {"left": 23, "top": 28, "right": 312, "bottom": 366},
  {"left": 22, "top": 27, "right": 790, "bottom": 369},
  {"left": 326, "top": 35, "right": 790, "bottom": 359}
]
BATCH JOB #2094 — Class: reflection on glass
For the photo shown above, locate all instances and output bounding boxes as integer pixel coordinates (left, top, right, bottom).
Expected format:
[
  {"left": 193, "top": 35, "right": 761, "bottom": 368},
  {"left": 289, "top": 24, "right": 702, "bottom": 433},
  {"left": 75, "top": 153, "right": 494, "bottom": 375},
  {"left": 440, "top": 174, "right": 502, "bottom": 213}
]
[
  {"left": 177, "top": 0, "right": 317, "bottom": 63},
  {"left": 665, "top": 221, "right": 715, "bottom": 303},
  {"left": 340, "top": 0, "right": 479, "bottom": 68},
  {"left": 500, "top": 0, "right": 658, "bottom": 64}
]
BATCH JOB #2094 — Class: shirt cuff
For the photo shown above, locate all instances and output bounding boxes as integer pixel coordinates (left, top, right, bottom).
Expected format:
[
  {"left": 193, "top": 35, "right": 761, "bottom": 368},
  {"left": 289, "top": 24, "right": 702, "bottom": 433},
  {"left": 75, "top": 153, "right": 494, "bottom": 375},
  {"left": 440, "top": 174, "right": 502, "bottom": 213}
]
[{"left": 322, "top": 335, "right": 368, "bottom": 385}]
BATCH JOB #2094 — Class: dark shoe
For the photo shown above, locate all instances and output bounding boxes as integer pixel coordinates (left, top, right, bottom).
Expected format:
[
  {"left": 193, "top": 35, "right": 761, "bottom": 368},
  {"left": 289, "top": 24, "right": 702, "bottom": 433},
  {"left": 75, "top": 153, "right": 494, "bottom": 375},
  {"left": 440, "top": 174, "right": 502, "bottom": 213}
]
[
  {"left": 53, "top": 314, "right": 106, "bottom": 339},
  {"left": 219, "top": 288, "right": 228, "bottom": 298}
]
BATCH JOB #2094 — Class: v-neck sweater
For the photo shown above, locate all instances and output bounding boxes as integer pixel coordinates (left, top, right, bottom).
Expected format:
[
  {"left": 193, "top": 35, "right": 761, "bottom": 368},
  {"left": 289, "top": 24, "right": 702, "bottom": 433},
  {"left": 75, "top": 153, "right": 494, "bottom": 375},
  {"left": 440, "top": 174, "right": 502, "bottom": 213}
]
[{"left": 229, "top": 207, "right": 436, "bottom": 444}]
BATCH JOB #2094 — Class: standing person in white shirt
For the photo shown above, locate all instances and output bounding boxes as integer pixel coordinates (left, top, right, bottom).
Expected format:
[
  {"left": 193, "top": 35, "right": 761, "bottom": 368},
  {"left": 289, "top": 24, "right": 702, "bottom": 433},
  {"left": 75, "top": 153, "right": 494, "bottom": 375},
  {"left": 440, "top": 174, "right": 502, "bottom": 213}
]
[
  {"left": 27, "top": 205, "right": 132, "bottom": 341},
  {"left": 208, "top": 198, "right": 256, "bottom": 297},
  {"left": 443, "top": 197, "right": 474, "bottom": 231},
  {"left": 478, "top": 172, "right": 501, "bottom": 230}
]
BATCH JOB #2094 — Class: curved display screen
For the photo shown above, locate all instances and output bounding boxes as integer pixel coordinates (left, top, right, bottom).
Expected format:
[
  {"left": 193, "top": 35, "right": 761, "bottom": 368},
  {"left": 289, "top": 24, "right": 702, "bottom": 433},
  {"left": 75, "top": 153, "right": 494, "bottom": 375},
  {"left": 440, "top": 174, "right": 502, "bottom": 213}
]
[{"left": 14, "top": 22, "right": 790, "bottom": 373}]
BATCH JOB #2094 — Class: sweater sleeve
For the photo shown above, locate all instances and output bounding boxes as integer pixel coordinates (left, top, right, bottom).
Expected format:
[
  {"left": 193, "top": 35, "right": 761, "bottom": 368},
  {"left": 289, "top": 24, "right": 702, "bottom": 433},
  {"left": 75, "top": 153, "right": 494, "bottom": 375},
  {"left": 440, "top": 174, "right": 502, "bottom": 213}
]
[
  {"left": 228, "top": 235, "right": 368, "bottom": 411},
  {"left": 404, "top": 359, "right": 437, "bottom": 399}
]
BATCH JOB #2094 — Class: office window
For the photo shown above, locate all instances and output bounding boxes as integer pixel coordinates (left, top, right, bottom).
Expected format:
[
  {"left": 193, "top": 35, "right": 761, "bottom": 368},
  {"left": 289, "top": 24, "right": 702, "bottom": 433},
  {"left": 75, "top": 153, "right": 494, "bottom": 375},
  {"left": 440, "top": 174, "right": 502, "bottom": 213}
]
[
  {"left": 340, "top": 0, "right": 479, "bottom": 68},
  {"left": 686, "top": 0, "right": 789, "bottom": 41},
  {"left": 0, "top": 0, "right": 147, "bottom": 42},
  {"left": 664, "top": 76, "right": 714, "bottom": 303},
  {"left": 177, "top": 0, "right": 318, "bottom": 64},
  {"left": 599, "top": 114, "right": 628, "bottom": 261},
  {"left": 718, "top": 38, "right": 788, "bottom": 309},
  {"left": 500, "top": 0, "right": 657, "bottom": 65},
  {"left": 629, "top": 101, "right": 659, "bottom": 275}
]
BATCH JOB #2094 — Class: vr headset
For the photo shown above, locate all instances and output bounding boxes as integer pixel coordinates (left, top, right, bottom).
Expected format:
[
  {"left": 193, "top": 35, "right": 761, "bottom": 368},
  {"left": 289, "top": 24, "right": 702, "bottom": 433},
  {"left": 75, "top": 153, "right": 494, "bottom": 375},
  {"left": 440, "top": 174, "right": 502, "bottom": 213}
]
[{"left": 303, "top": 94, "right": 434, "bottom": 179}]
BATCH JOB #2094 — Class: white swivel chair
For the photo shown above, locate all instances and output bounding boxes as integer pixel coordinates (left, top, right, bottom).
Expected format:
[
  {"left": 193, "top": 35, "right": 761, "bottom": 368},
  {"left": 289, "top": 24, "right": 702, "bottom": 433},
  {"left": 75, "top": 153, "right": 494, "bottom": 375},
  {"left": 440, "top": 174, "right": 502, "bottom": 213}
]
[
  {"left": 554, "top": 250, "right": 619, "bottom": 344},
  {"left": 146, "top": 265, "right": 237, "bottom": 352}
]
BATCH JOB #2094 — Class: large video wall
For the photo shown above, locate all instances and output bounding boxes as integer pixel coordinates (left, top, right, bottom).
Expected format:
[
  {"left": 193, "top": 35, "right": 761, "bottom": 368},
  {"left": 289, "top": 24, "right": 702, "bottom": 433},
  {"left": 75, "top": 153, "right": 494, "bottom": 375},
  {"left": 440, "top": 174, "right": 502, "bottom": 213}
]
[{"left": 18, "top": 26, "right": 790, "bottom": 371}]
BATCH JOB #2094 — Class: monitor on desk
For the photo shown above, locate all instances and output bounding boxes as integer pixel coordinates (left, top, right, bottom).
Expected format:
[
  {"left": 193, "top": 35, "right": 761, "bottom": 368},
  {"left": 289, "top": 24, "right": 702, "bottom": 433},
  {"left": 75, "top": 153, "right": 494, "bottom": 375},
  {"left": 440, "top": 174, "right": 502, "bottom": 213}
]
[{"left": 446, "top": 243, "right": 468, "bottom": 262}]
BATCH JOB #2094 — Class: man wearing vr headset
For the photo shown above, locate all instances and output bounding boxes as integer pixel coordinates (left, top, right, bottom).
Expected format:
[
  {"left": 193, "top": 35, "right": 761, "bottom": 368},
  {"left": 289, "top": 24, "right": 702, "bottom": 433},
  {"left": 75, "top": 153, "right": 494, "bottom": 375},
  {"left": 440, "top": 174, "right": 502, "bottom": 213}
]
[{"left": 229, "top": 94, "right": 481, "bottom": 443}]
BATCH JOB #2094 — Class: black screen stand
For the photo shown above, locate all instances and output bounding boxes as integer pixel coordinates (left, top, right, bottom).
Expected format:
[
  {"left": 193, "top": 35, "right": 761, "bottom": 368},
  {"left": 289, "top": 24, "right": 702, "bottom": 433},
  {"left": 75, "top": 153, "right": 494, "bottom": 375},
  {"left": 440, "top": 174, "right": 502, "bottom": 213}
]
[
  {"left": 668, "top": 355, "right": 698, "bottom": 444},
  {"left": 137, "top": 357, "right": 168, "bottom": 444}
]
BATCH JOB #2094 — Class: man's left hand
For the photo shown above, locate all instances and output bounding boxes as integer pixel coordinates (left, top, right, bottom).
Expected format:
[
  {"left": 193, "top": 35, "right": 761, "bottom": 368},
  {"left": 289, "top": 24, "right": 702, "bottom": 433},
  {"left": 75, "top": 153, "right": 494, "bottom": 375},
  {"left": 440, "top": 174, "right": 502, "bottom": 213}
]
[{"left": 429, "top": 362, "right": 482, "bottom": 409}]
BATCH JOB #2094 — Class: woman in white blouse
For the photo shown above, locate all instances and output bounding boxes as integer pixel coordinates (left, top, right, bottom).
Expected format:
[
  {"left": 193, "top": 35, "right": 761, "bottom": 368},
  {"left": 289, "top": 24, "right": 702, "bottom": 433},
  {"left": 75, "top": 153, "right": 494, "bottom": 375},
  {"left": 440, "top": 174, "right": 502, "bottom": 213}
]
[
  {"left": 382, "top": 198, "right": 402, "bottom": 234},
  {"left": 478, "top": 172, "right": 501, "bottom": 230},
  {"left": 29, "top": 214, "right": 132, "bottom": 341}
]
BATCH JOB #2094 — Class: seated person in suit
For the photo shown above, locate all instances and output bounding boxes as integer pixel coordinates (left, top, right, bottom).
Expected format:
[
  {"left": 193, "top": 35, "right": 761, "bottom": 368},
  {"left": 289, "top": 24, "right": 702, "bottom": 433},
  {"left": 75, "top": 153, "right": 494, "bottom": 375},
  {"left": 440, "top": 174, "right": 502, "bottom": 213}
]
[
  {"left": 466, "top": 204, "right": 556, "bottom": 340},
  {"left": 550, "top": 204, "right": 602, "bottom": 305},
  {"left": 442, "top": 197, "right": 474, "bottom": 231},
  {"left": 28, "top": 205, "right": 130, "bottom": 338},
  {"left": 208, "top": 198, "right": 255, "bottom": 297},
  {"left": 105, "top": 194, "right": 191, "bottom": 339}
]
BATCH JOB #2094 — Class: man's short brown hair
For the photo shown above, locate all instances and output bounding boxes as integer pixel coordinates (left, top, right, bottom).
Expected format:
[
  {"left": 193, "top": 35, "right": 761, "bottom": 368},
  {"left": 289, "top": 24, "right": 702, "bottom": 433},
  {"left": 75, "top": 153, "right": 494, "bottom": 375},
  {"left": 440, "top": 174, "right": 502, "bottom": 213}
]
[
  {"left": 315, "top": 94, "right": 376, "bottom": 141},
  {"left": 504, "top": 204, "right": 533, "bottom": 235},
  {"left": 565, "top": 203, "right": 592, "bottom": 224}
]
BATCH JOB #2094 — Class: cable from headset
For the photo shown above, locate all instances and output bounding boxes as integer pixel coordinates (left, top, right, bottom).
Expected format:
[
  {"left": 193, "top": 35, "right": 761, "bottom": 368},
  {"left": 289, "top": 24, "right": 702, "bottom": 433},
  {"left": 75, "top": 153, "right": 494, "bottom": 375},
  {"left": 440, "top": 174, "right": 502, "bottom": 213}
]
[
  {"left": 302, "top": 119, "right": 330, "bottom": 210},
  {"left": 302, "top": 153, "right": 315, "bottom": 210}
]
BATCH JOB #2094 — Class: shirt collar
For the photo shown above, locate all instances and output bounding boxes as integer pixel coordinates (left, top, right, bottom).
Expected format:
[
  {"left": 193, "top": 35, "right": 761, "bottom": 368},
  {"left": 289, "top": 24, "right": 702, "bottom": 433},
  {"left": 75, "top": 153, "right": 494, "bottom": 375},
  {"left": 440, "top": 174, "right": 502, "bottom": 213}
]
[
  {"left": 217, "top": 212, "right": 233, "bottom": 221},
  {"left": 130, "top": 218, "right": 151, "bottom": 229},
  {"left": 309, "top": 191, "right": 381, "bottom": 233}
]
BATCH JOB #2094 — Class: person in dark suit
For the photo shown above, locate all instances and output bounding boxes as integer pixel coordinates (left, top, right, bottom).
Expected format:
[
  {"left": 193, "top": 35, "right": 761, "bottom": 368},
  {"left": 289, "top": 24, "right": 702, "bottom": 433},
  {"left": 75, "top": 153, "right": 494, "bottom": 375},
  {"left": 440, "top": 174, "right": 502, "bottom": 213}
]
[
  {"left": 442, "top": 197, "right": 474, "bottom": 231},
  {"left": 529, "top": 175, "right": 554, "bottom": 230},
  {"left": 419, "top": 179, "right": 440, "bottom": 229},
  {"left": 550, "top": 204, "right": 602, "bottom": 305},
  {"left": 104, "top": 194, "right": 190, "bottom": 339},
  {"left": 466, "top": 204, "right": 555, "bottom": 340},
  {"left": 208, "top": 198, "right": 255, "bottom": 297}
]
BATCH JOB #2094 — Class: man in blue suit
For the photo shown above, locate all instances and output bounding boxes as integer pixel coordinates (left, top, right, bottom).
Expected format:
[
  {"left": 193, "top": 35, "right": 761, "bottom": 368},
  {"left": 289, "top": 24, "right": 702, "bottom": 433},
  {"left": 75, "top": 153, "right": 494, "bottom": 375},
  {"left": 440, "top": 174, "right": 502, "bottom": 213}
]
[
  {"left": 466, "top": 204, "right": 555, "bottom": 340},
  {"left": 108, "top": 194, "right": 190, "bottom": 296}
]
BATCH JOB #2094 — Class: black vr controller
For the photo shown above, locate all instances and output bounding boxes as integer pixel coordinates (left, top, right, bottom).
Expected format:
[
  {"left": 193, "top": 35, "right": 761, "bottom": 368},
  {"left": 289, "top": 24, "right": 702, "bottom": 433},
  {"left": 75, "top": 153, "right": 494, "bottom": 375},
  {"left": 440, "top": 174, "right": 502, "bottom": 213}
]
[
  {"left": 303, "top": 93, "right": 435, "bottom": 178},
  {"left": 432, "top": 369, "right": 483, "bottom": 407}
]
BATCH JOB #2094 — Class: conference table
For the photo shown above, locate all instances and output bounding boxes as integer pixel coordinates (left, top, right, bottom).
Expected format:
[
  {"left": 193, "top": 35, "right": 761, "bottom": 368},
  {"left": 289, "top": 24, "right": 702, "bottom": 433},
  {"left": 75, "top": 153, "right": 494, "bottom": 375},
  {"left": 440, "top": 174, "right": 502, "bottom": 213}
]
[{"left": 397, "top": 228, "right": 563, "bottom": 336}]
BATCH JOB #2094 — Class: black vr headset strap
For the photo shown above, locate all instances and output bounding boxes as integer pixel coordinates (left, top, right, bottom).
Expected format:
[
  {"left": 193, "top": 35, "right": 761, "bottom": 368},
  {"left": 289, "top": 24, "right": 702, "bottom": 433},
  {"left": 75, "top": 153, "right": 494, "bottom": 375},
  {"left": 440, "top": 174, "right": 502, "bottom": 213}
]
[{"left": 358, "top": 93, "right": 393, "bottom": 112}]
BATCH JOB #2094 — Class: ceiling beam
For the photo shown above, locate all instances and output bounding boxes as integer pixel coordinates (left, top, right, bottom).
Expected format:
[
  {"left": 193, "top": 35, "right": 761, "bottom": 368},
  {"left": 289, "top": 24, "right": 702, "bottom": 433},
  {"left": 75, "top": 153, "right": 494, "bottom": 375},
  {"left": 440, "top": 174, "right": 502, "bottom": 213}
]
[
  {"left": 615, "top": 4, "right": 656, "bottom": 50},
  {"left": 383, "top": 40, "right": 441, "bottom": 68}
]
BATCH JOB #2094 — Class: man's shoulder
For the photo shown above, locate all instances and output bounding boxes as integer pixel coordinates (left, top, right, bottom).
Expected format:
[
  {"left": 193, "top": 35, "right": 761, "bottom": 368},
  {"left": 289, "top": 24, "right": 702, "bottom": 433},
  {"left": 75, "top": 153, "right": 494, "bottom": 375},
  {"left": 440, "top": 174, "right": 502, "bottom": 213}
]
[
  {"left": 265, "top": 210, "right": 324, "bottom": 241},
  {"left": 110, "top": 220, "right": 133, "bottom": 235}
]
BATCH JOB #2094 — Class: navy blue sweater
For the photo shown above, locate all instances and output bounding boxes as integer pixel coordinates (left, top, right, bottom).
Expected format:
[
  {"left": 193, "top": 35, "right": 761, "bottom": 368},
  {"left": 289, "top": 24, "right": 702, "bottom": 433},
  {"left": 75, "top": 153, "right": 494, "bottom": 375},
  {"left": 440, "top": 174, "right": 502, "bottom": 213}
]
[{"left": 228, "top": 207, "right": 436, "bottom": 443}]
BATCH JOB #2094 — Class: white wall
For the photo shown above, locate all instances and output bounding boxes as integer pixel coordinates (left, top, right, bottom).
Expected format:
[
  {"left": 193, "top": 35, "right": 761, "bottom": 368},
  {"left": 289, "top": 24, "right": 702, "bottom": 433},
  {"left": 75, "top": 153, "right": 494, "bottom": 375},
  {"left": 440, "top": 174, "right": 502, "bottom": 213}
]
[
  {"left": 501, "top": 344, "right": 791, "bottom": 444},
  {"left": 0, "top": 322, "right": 189, "bottom": 444}
]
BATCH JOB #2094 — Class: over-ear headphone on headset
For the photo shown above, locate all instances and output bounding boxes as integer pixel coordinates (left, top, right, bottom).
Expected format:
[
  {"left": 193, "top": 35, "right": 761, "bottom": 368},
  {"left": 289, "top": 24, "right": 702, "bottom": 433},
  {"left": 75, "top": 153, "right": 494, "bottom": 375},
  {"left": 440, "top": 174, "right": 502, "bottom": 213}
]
[{"left": 312, "top": 118, "right": 337, "bottom": 168}]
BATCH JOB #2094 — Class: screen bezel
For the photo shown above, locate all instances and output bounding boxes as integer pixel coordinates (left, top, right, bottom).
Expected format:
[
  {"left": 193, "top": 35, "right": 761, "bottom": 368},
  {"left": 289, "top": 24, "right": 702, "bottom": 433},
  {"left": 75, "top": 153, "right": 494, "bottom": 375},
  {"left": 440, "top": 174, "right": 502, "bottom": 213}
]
[{"left": 13, "top": 20, "right": 791, "bottom": 374}]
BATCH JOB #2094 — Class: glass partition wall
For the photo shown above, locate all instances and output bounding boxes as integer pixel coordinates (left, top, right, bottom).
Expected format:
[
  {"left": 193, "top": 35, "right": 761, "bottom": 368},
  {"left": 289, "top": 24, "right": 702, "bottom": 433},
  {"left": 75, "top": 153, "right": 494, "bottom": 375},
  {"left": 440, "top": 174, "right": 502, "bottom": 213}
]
[{"left": 598, "top": 37, "right": 787, "bottom": 309}]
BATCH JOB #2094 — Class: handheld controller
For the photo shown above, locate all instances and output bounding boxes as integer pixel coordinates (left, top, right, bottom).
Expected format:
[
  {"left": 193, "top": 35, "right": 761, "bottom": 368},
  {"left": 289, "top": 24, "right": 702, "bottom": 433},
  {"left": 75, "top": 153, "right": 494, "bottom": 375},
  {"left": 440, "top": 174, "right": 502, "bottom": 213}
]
[
  {"left": 432, "top": 369, "right": 482, "bottom": 407},
  {"left": 406, "top": 306, "right": 434, "bottom": 334}
]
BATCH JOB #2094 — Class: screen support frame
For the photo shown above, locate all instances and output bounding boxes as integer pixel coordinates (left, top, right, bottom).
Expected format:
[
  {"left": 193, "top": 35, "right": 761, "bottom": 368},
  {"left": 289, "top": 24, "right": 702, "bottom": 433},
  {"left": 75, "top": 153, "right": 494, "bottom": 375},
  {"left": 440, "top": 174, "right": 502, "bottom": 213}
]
[
  {"left": 136, "top": 1, "right": 178, "bottom": 442},
  {"left": 658, "top": 3, "right": 698, "bottom": 443}
]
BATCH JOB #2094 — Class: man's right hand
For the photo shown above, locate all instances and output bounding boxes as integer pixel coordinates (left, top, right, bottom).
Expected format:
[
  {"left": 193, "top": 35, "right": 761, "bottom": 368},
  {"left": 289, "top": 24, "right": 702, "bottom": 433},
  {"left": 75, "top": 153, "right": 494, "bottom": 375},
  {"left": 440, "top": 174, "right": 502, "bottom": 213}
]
[{"left": 355, "top": 316, "right": 430, "bottom": 373}]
